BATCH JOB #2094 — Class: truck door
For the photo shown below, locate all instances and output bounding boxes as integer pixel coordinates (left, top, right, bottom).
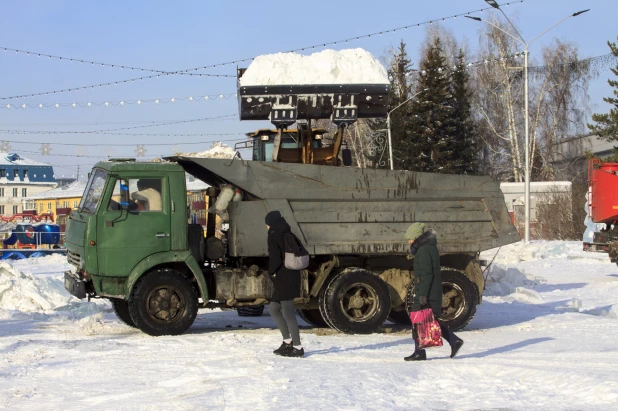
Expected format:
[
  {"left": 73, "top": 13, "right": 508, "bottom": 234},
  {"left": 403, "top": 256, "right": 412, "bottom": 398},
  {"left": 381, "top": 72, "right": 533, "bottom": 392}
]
[{"left": 97, "top": 176, "right": 171, "bottom": 276}]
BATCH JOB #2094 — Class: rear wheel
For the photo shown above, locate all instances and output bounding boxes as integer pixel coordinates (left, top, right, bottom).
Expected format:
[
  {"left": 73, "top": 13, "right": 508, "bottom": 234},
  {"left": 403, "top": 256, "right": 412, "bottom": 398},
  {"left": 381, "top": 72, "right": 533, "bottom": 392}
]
[
  {"left": 298, "top": 309, "right": 328, "bottom": 327},
  {"left": 237, "top": 306, "right": 265, "bottom": 317},
  {"left": 111, "top": 298, "right": 136, "bottom": 328},
  {"left": 319, "top": 268, "right": 391, "bottom": 334},
  {"left": 439, "top": 268, "right": 478, "bottom": 331},
  {"left": 405, "top": 267, "right": 478, "bottom": 331},
  {"left": 387, "top": 309, "right": 411, "bottom": 325},
  {"left": 128, "top": 268, "right": 198, "bottom": 336}
]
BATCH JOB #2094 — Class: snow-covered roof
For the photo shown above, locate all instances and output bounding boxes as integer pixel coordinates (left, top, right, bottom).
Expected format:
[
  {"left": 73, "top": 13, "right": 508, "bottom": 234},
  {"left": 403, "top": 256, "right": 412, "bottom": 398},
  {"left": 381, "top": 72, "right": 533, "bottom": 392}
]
[
  {"left": 0, "top": 152, "right": 50, "bottom": 166},
  {"left": 239, "top": 48, "right": 389, "bottom": 86},
  {"left": 25, "top": 181, "right": 87, "bottom": 200},
  {"left": 186, "top": 176, "right": 209, "bottom": 192}
]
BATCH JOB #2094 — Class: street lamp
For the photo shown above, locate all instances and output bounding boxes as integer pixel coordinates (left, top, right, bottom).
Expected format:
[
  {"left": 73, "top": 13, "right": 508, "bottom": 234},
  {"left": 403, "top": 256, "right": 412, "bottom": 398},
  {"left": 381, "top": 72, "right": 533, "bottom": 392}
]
[
  {"left": 387, "top": 88, "right": 429, "bottom": 170},
  {"left": 466, "top": 2, "right": 589, "bottom": 243}
]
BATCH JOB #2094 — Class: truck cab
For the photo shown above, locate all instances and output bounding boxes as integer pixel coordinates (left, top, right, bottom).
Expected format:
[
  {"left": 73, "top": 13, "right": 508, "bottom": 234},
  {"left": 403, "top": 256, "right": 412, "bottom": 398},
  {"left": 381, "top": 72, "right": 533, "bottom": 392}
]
[{"left": 64, "top": 160, "right": 210, "bottom": 336}]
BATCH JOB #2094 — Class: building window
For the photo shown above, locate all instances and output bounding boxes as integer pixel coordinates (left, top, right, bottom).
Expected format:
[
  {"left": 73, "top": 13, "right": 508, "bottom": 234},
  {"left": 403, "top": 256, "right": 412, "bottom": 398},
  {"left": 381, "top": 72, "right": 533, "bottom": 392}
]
[
  {"left": 0, "top": 169, "right": 5, "bottom": 178},
  {"left": 0, "top": 188, "right": 3, "bottom": 197},
  {"left": 63, "top": 201, "right": 69, "bottom": 208},
  {"left": 13, "top": 169, "right": 18, "bottom": 178},
  {"left": 0, "top": 205, "right": 4, "bottom": 214},
  {"left": 12, "top": 188, "right": 18, "bottom": 197},
  {"left": 47, "top": 202, "right": 52, "bottom": 211},
  {"left": 39, "top": 203, "right": 43, "bottom": 211},
  {"left": 13, "top": 206, "right": 18, "bottom": 214},
  {"left": 73, "top": 200, "right": 78, "bottom": 208},
  {"left": 23, "top": 169, "right": 28, "bottom": 178},
  {"left": 22, "top": 188, "right": 27, "bottom": 197}
]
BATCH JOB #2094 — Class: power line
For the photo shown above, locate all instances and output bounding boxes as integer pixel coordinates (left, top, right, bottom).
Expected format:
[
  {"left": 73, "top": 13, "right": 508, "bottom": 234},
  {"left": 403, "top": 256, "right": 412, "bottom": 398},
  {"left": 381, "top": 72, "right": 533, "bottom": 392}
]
[
  {"left": 0, "top": 73, "right": 235, "bottom": 101},
  {"left": 0, "top": 1, "right": 524, "bottom": 100}
]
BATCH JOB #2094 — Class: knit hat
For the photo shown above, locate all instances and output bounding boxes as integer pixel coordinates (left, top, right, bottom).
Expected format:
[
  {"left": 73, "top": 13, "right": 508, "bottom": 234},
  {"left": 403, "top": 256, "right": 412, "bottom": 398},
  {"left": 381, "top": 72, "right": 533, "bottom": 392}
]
[
  {"left": 405, "top": 222, "right": 425, "bottom": 241},
  {"left": 265, "top": 210, "right": 282, "bottom": 226}
]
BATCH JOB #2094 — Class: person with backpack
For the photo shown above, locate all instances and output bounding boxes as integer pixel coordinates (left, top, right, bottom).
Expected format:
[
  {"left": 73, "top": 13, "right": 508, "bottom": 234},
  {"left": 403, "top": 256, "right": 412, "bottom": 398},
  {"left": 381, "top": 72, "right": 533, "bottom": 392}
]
[
  {"left": 404, "top": 222, "right": 464, "bottom": 361},
  {"left": 265, "top": 210, "right": 304, "bottom": 358}
]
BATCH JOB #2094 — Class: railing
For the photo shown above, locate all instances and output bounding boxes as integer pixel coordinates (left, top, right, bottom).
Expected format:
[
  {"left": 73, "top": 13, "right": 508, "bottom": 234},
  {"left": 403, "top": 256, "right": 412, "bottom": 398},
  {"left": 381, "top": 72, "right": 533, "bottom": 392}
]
[{"left": 0, "top": 230, "right": 66, "bottom": 252}]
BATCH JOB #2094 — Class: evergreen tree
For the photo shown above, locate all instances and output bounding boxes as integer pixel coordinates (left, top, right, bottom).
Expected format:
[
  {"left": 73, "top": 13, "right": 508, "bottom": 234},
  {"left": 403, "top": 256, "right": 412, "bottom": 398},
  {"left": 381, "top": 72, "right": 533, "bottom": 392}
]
[
  {"left": 405, "top": 37, "right": 457, "bottom": 173},
  {"left": 588, "top": 38, "right": 618, "bottom": 161},
  {"left": 451, "top": 49, "right": 480, "bottom": 175}
]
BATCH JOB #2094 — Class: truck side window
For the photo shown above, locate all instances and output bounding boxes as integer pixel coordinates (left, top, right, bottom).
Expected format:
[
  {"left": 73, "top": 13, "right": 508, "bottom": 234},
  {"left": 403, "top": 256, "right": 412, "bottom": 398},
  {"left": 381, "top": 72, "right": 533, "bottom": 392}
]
[
  {"left": 130, "top": 178, "right": 163, "bottom": 212},
  {"left": 107, "top": 178, "right": 163, "bottom": 212}
]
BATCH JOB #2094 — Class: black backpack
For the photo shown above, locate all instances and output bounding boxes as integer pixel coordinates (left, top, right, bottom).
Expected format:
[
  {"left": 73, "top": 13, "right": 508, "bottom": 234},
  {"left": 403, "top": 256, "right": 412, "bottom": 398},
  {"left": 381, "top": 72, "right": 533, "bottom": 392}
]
[{"left": 283, "top": 232, "right": 310, "bottom": 270}]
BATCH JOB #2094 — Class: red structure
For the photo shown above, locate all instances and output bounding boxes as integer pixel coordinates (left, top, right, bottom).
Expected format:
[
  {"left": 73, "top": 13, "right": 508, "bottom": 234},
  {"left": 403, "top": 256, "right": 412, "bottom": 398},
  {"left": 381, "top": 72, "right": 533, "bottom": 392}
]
[
  {"left": 588, "top": 159, "right": 618, "bottom": 225},
  {"left": 0, "top": 211, "right": 55, "bottom": 223}
]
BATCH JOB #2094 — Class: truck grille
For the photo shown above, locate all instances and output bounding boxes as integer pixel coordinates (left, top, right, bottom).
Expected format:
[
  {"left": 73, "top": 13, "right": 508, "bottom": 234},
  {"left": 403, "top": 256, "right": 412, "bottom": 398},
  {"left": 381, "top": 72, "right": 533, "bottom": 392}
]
[{"left": 67, "top": 250, "right": 81, "bottom": 268}]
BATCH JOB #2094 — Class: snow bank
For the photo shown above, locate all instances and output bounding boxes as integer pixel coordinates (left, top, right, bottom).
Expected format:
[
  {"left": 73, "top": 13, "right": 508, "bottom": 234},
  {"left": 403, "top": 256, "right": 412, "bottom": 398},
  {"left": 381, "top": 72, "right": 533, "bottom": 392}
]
[
  {"left": 240, "top": 48, "right": 389, "bottom": 86},
  {"left": 485, "top": 263, "right": 544, "bottom": 301},
  {"left": 481, "top": 241, "right": 607, "bottom": 266},
  {"left": 181, "top": 142, "right": 235, "bottom": 159},
  {"left": 0, "top": 259, "right": 106, "bottom": 319},
  {"left": 0, "top": 262, "right": 75, "bottom": 312}
]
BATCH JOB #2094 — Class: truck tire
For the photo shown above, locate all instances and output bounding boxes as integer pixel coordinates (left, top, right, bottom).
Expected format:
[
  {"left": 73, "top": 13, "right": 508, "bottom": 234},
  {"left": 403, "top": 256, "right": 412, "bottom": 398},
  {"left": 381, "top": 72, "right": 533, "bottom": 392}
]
[
  {"left": 406, "top": 267, "right": 478, "bottom": 332},
  {"left": 111, "top": 298, "right": 136, "bottom": 328},
  {"left": 319, "top": 268, "right": 391, "bottom": 334},
  {"left": 439, "top": 268, "right": 478, "bottom": 331},
  {"left": 128, "top": 268, "right": 198, "bottom": 336},
  {"left": 298, "top": 309, "right": 328, "bottom": 327},
  {"left": 387, "top": 309, "right": 411, "bottom": 325},
  {"left": 237, "top": 306, "right": 265, "bottom": 317}
]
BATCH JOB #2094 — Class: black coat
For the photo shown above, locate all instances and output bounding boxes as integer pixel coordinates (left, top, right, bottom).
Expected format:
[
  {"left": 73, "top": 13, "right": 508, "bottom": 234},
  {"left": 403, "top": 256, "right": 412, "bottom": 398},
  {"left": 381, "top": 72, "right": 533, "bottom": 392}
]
[{"left": 267, "top": 218, "right": 301, "bottom": 302}]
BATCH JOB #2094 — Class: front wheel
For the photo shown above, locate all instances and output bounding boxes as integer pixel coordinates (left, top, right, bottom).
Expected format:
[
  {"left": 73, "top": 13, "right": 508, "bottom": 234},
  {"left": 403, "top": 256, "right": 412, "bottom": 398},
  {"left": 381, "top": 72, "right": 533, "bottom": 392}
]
[
  {"left": 319, "top": 268, "right": 391, "bottom": 334},
  {"left": 111, "top": 298, "right": 136, "bottom": 328},
  {"left": 128, "top": 268, "right": 198, "bottom": 336}
]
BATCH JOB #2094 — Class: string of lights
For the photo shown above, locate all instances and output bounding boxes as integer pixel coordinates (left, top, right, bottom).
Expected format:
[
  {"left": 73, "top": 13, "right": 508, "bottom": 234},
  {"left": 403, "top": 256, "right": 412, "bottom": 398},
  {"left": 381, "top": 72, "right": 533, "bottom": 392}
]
[
  {"left": 0, "top": 114, "right": 237, "bottom": 135},
  {"left": 3, "top": 93, "right": 238, "bottom": 110},
  {"left": 0, "top": 137, "right": 246, "bottom": 147},
  {"left": 0, "top": 73, "right": 235, "bottom": 101},
  {"left": 0, "top": 1, "right": 524, "bottom": 101},
  {"left": 0, "top": 130, "right": 244, "bottom": 137}
]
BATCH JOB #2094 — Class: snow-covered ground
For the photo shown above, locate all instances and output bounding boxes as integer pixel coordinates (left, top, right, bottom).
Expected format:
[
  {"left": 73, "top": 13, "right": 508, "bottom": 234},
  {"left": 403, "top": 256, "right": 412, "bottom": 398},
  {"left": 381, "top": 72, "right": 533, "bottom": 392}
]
[{"left": 1, "top": 242, "right": 617, "bottom": 410}]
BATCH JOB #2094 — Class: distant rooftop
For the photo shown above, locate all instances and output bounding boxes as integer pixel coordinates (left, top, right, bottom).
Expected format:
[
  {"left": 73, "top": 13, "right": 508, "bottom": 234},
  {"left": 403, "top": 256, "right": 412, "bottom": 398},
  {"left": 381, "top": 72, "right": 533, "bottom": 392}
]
[
  {"left": 0, "top": 152, "right": 50, "bottom": 167},
  {"left": 25, "top": 181, "right": 87, "bottom": 200}
]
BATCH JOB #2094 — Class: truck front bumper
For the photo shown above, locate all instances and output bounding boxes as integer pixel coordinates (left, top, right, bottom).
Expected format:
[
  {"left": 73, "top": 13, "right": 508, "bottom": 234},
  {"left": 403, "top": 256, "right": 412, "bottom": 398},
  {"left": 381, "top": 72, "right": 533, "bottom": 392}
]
[{"left": 64, "top": 270, "right": 87, "bottom": 299}]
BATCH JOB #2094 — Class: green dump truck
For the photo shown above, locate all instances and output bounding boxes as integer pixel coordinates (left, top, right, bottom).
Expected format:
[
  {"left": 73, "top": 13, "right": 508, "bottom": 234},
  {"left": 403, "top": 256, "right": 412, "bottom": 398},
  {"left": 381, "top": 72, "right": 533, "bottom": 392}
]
[{"left": 64, "top": 148, "right": 520, "bottom": 336}]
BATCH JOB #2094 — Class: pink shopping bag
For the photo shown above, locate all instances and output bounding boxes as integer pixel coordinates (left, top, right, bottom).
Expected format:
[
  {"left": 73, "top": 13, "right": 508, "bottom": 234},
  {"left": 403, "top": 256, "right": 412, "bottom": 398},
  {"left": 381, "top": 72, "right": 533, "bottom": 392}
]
[{"left": 409, "top": 308, "right": 443, "bottom": 349}]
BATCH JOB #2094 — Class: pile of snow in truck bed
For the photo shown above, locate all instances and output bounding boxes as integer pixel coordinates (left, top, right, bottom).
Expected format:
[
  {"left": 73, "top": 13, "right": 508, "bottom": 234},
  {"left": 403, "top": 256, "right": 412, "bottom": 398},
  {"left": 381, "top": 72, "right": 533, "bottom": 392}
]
[
  {"left": 180, "top": 142, "right": 236, "bottom": 158},
  {"left": 239, "top": 48, "right": 389, "bottom": 86}
]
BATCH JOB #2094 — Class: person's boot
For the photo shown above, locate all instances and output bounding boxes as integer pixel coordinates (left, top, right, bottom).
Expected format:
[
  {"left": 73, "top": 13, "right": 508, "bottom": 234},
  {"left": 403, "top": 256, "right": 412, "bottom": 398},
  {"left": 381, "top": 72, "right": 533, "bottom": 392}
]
[
  {"left": 273, "top": 341, "right": 292, "bottom": 355},
  {"left": 404, "top": 350, "right": 427, "bottom": 361},
  {"left": 281, "top": 346, "right": 304, "bottom": 358},
  {"left": 450, "top": 338, "right": 464, "bottom": 359}
]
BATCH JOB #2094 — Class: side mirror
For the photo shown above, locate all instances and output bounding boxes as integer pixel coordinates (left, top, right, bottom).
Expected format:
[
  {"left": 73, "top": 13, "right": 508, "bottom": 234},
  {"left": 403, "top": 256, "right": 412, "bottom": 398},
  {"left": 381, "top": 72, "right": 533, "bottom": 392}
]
[{"left": 120, "top": 180, "right": 130, "bottom": 210}]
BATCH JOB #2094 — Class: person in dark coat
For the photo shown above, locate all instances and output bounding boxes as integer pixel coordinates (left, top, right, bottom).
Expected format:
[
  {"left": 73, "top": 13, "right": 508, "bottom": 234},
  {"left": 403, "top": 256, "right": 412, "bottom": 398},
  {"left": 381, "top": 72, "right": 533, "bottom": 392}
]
[
  {"left": 265, "top": 210, "right": 304, "bottom": 358},
  {"left": 404, "top": 222, "right": 464, "bottom": 361}
]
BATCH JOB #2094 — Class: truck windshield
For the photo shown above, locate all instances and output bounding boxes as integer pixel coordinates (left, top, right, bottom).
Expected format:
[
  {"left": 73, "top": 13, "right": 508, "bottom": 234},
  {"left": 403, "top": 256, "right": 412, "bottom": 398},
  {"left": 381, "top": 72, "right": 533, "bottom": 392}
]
[{"left": 79, "top": 168, "right": 109, "bottom": 214}]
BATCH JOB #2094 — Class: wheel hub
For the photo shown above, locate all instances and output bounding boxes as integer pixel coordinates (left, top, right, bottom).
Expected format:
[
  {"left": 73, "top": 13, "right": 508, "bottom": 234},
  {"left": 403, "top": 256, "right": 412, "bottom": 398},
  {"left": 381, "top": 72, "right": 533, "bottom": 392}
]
[
  {"left": 441, "top": 282, "right": 465, "bottom": 321},
  {"left": 340, "top": 283, "right": 379, "bottom": 322},
  {"left": 147, "top": 286, "right": 185, "bottom": 323}
]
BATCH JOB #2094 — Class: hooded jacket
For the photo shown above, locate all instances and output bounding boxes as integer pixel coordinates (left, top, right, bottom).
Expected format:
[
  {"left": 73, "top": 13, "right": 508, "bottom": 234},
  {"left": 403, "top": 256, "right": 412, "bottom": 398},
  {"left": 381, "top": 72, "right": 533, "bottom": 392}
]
[
  {"left": 408, "top": 229, "right": 442, "bottom": 316},
  {"left": 267, "top": 217, "right": 301, "bottom": 302}
]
